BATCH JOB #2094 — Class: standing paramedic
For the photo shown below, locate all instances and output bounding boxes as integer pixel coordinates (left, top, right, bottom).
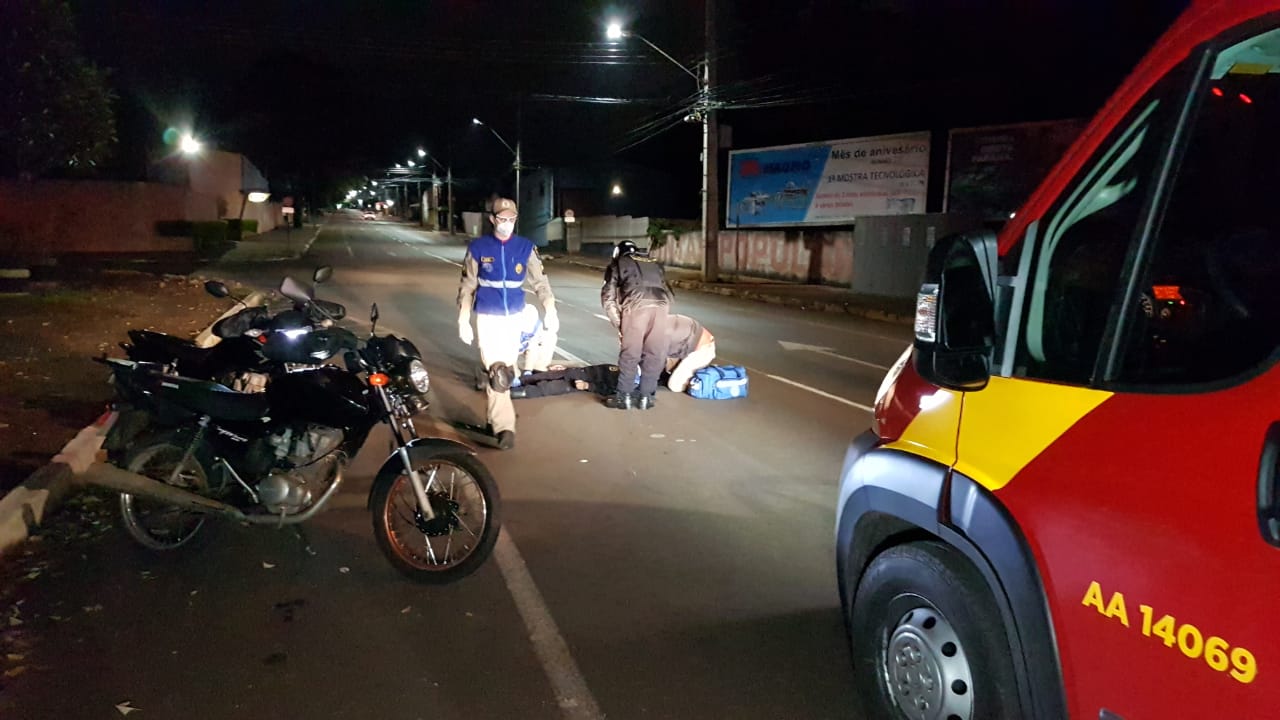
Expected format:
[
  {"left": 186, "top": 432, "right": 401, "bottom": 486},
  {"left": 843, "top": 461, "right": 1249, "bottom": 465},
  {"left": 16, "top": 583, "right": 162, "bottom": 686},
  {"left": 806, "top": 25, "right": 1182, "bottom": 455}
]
[
  {"left": 457, "top": 197, "right": 559, "bottom": 450},
  {"left": 600, "top": 239, "right": 672, "bottom": 410}
]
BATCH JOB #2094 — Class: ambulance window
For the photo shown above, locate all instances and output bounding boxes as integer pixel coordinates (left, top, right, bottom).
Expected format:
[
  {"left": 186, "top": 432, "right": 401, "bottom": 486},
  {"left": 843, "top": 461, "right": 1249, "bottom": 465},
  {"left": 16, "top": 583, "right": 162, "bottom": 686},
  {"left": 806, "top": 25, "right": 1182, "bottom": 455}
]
[
  {"left": 1119, "top": 25, "right": 1280, "bottom": 386},
  {"left": 1016, "top": 63, "right": 1191, "bottom": 384}
]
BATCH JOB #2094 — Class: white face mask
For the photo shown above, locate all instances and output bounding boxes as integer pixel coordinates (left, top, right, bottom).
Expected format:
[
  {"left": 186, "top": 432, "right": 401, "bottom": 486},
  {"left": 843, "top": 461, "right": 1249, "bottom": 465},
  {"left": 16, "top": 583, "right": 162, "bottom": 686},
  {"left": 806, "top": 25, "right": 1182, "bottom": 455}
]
[{"left": 495, "top": 219, "right": 515, "bottom": 239}]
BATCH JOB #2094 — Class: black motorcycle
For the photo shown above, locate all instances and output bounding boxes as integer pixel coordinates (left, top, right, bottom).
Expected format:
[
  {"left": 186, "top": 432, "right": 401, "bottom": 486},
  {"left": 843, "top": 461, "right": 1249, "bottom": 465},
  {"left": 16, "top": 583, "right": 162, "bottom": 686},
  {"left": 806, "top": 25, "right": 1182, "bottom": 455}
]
[
  {"left": 91, "top": 274, "right": 500, "bottom": 583},
  {"left": 122, "top": 267, "right": 342, "bottom": 392}
]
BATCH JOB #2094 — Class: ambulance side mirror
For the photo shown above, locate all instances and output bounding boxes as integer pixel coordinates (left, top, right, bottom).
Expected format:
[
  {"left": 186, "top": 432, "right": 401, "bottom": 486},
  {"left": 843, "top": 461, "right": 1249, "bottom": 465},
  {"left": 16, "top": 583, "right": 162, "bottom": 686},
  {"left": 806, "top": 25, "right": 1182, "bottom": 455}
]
[{"left": 913, "top": 230, "right": 998, "bottom": 391}]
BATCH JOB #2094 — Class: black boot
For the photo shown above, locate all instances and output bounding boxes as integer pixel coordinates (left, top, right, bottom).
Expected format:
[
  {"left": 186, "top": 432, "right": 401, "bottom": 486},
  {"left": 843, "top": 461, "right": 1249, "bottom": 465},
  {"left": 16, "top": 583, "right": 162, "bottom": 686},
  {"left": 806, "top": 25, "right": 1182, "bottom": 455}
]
[
  {"left": 604, "top": 391, "right": 634, "bottom": 410},
  {"left": 637, "top": 393, "right": 656, "bottom": 410}
]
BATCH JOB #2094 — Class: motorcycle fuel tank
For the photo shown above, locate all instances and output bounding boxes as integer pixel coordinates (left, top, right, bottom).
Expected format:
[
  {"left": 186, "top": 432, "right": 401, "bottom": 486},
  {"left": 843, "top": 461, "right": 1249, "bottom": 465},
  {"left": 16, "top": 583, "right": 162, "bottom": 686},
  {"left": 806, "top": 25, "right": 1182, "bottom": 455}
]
[{"left": 266, "top": 366, "right": 371, "bottom": 428}]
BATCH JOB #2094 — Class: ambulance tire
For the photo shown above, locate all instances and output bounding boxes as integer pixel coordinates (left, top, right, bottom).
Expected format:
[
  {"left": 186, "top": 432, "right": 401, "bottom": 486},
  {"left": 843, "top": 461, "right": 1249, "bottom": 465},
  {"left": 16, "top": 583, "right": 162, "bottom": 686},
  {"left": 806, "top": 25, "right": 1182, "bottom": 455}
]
[{"left": 849, "top": 540, "right": 1023, "bottom": 720}]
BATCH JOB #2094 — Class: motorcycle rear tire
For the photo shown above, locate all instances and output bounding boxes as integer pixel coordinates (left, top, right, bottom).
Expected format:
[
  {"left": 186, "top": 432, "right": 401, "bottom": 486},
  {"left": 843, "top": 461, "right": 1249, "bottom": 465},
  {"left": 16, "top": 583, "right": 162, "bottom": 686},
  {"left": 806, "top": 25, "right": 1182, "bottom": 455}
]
[
  {"left": 118, "top": 430, "right": 219, "bottom": 552},
  {"left": 370, "top": 449, "right": 501, "bottom": 584}
]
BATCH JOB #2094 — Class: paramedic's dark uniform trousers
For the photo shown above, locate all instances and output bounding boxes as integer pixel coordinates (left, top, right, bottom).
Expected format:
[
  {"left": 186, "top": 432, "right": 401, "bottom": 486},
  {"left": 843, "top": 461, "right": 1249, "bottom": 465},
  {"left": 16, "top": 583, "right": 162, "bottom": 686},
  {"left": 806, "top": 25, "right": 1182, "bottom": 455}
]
[{"left": 617, "top": 305, "right": 670, "bottom": 397}]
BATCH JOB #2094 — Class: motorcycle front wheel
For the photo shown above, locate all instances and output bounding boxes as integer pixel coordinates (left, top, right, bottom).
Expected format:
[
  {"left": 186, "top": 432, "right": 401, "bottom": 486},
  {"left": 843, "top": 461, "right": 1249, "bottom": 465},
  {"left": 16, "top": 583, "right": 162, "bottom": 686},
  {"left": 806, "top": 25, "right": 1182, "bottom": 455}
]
[
  {"left": 119, "top": 432, "right": 218, "bottom": 551},
  {"left": 370, "top": 450, "right": 500, "bottom": 584}
]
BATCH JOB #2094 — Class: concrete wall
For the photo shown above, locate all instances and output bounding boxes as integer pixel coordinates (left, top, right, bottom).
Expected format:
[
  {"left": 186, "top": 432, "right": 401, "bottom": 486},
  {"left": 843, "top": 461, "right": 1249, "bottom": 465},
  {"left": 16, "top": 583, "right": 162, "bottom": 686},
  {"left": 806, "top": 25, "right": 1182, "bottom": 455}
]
[
  {"left": 161, "top": 150, "right": 277, "bottom": 232},
  {"left": 462, "top": 211, "right": 484, "bottom": 237},
  {"left": 519, "top": 168, "right": 555, "bottom": 248},
  {"left": 647, "top": 214, "right": 983, "bottom": 294},
  {"left": 568, "top": 215, "right": 649, "bottom": 256},
  {"left": 650, "top": 228, "right": 855, "bottom": 286},
  {"left": 241, "top": 199, "right": 279, "bottom": 232},
  {"left": 850, "top": 213, "right": 980, "bottom": 297},
  {"left": 0, "top": 179, "right": 219, "bottom": 262}
]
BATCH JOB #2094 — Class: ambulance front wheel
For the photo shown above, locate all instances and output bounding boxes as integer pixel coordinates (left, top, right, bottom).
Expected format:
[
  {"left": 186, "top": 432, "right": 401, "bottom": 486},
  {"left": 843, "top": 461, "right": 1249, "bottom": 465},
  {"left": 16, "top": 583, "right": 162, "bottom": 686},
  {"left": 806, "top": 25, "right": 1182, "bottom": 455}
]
[{"left": 849, "top": 540, "right": 1023, "bottom": 720}]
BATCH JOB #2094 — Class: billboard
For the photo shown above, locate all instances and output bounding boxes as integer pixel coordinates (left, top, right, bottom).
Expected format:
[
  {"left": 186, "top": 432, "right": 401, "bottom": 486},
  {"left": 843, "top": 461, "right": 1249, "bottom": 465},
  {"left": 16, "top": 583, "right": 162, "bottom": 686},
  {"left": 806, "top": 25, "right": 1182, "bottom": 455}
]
[
  {"left": 726, "top": 131, "right": 930, "bottom": 228},
  {"left": 944, "top": 119, "right": 1085, "bottom": 221}
]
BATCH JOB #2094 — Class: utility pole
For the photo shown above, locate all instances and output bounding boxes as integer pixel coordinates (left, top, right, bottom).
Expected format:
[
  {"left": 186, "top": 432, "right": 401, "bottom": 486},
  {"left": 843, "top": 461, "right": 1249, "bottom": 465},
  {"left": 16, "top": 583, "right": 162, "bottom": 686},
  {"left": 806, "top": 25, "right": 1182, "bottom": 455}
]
[
  {"left": 701, "top": 0, "right": 720, "bottom": 282},
  {"left": 447, "top": 165, "right": 455, "bottom": 234},
  {"left": 428, "top": 172, "right": 438, "bottom": 230},
  {"left": 515, "top": 100, "right": 523, "bottom": 231}
]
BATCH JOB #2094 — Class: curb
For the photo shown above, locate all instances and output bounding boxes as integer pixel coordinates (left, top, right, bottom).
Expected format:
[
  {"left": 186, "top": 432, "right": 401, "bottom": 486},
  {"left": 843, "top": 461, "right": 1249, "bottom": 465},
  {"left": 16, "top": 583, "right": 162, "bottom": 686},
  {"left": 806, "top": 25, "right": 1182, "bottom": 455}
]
[
  {"left": 556, "top": 257, "right": 913, "bottom": 326},
  {"left": 222, "top": 224, "right": 323, "bottom": 263},
  {"left": 0, "top": 410, "right": 117, "bottom": 557},
  {"left": 298, "top": 225, "right": 322, "bottom": 258}
]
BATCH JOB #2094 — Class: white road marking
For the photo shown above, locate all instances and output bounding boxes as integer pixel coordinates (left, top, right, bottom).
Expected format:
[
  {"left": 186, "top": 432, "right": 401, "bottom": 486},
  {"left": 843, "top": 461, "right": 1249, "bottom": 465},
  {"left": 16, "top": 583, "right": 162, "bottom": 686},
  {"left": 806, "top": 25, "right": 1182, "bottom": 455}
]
[
  {"left": 494, "top": 530, "right": 604, "bottom": 720},
  {"left": 777, "top": 340, "right": 891, "bottom": 371},
  {"left": 345, "top": 241, "right": 355, "bottom": 258},
  {"left": 422, "top": 249, "right": 463, "bottom": 268},
  {"left": 554, "top": 345, "right": 587, "bottom": 365},
  {"left": 592, "top": 314, "right": 610, "bottom": 322},
  {"left": 552, "top": 297, "right": 590, "bottom": 312},
  {"left": 754, "top": 369, "right": 875, "bottom": 413},
  {"left": 791, "top": 318, "right": 908, "bottom": 343}
]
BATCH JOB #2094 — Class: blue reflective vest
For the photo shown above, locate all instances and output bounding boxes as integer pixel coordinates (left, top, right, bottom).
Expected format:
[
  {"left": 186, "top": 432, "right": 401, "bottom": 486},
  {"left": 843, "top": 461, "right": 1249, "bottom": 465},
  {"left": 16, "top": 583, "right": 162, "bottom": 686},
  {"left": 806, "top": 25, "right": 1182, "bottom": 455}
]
[{"left": 469, "top": 234, "right": 534, "bottom": 316}]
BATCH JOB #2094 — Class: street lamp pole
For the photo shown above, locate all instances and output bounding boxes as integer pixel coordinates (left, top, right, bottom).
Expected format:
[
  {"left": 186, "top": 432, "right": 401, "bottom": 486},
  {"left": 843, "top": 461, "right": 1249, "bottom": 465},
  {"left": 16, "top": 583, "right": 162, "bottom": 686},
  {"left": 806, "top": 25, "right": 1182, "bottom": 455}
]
[
  {"left": 420, "top": 151, "right": 454, "bottom": 234},
  {"left": 607, "top": 17, "right": 719, "bottom": 281},
  {"left": 473, "top": 118, "right": 521, "bottom": 229},
  {"left": 702, "top": 0, "right": 720, "bottom": 282}
]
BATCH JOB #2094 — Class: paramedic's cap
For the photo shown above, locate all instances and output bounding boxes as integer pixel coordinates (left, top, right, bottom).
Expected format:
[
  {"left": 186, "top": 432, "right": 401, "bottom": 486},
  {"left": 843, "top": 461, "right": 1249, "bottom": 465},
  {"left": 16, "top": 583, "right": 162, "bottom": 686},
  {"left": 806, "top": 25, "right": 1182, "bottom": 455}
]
[{"left": 491, "top": 198, "right": 518, "bottom": 218}]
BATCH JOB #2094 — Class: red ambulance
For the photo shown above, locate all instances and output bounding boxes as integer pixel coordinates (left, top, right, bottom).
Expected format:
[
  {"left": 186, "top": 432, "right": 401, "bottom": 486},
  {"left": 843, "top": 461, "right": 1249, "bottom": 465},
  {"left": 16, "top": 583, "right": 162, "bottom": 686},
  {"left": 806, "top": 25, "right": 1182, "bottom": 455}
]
[{"left": 837, "top": 2, "right": 1280, "bottom": 717}]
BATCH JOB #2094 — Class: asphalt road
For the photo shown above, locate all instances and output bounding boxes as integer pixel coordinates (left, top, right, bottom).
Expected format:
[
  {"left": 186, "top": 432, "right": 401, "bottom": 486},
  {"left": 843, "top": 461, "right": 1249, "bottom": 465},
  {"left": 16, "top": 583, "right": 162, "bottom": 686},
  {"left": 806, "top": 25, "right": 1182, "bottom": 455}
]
[{"left": 1, "top": 215, "right": 912, "bottom": 719}]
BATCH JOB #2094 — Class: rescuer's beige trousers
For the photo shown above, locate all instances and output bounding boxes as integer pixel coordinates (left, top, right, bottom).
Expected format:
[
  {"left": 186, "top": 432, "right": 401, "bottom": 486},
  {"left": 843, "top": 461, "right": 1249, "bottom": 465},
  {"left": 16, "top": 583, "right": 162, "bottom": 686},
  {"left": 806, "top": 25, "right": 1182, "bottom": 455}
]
[{"left": 475, "top": 312, "right": 522, "bottom": 434}]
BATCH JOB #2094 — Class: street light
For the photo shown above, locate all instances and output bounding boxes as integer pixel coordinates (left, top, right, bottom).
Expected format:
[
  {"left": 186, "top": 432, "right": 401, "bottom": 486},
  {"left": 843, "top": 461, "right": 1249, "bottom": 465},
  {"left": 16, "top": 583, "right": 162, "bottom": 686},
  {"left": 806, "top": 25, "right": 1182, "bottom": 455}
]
[
  {"left": 179, "top": 132, "right": 203, "bottom": 156},
  {"left": 472, "top": 117, "right": 522, "bottom": 221},
  {"left": 606, "top": 19, "right": 719, "bottom": 281},
  {"left": 611, "top": 184, "right": 623, "bottom": 196},
  {"left": 604, "top": 22, "right": 701, "bottom": 84},
  {"left": 417, "top": 148, "right": 426, "bottom": 158}
]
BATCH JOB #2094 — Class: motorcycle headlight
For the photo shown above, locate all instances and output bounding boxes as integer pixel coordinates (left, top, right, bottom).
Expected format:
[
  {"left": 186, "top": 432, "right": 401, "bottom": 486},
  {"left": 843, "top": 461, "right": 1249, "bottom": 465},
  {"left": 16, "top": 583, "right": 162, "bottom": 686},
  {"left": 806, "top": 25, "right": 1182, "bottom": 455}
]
[{"left": 406, "top": 359, "right": 430, "bottom": 394}]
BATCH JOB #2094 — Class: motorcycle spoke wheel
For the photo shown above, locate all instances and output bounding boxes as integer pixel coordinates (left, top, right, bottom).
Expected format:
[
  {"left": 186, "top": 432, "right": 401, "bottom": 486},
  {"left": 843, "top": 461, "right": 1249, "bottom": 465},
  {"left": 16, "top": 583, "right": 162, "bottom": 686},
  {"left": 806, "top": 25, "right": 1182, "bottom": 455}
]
[
  {"left": 119, "top": 441, "right": 211, "bottom": 551},
  {"left": 372, "top": 452, "right": 501, "bottom": 584},
  {"left": 386, "top": 463, "right": 484, "bottom": 569}
]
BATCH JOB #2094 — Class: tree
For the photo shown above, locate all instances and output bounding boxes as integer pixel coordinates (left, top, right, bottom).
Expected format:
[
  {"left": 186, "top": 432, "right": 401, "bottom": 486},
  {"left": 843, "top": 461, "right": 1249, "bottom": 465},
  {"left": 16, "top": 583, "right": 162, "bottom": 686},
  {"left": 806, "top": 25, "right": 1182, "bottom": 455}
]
[{"left": 0, "top": 0, "right": 116, "bottom": 178}]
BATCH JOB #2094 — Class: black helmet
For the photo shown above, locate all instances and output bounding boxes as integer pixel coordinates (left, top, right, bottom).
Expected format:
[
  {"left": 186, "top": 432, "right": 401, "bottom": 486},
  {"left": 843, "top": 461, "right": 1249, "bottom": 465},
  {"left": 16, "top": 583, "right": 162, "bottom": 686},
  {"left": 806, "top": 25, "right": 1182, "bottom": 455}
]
[{"left": 613, "top": 240, "right": 639, "bottom": 259}]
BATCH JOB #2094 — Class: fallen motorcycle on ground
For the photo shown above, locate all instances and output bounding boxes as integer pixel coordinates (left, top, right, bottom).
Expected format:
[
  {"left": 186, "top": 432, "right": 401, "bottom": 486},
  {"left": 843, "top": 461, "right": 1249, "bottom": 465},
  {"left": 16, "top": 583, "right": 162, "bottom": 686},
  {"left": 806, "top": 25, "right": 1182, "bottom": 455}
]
[
  {"left": 120, "top": 266, "right": 345, "bottom": 392},
  {"left": 88, "top": 270, "right": 501, "bottom": 583}
]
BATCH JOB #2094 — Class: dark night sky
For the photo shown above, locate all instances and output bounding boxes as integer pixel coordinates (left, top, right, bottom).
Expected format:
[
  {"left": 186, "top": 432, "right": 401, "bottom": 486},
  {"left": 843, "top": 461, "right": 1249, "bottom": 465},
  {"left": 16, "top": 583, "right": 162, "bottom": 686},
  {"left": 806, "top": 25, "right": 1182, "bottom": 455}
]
[{"left": 67, "top": 0, "right": 1190, "bottom": 213}]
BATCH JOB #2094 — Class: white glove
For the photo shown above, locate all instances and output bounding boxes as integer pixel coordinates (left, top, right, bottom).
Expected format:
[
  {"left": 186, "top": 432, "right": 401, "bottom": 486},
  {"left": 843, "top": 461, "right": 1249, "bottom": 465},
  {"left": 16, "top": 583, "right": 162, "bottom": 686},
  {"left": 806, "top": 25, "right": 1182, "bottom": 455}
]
[
  {"left": 543, "top": 309, "right": 560, "bottom": 334},
  {"left": 458, "top": 321, "right": 474, "bottom": 346}
]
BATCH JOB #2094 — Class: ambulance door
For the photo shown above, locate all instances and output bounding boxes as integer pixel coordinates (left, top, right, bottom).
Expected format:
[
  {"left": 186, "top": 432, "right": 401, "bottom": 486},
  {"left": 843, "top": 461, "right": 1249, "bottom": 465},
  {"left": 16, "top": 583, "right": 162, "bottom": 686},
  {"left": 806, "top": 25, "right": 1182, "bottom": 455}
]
[{"left": 963, "top": 21, "right": 1280, "bottom": 718}]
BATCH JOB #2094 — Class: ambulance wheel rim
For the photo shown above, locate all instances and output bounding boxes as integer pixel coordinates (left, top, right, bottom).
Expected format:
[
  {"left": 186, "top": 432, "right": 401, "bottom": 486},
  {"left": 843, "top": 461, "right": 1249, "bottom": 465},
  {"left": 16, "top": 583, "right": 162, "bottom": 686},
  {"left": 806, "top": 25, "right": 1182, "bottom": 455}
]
[{"left": 882, "top": 603, "right": 973, "bottom": 720}]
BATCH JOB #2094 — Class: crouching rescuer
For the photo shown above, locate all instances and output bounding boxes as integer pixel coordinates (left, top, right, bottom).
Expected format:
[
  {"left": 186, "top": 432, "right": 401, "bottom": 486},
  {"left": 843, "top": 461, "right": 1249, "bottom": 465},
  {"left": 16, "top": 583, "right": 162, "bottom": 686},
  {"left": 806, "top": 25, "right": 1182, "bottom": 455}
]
[{"left": 457, "top": 197, "right": 559, "bottom": 449}]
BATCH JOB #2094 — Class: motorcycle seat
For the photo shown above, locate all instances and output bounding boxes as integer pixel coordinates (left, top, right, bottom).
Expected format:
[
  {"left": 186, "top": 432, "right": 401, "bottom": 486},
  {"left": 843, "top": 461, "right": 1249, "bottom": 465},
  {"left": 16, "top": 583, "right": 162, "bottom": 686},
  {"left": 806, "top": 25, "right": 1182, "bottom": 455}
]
[
  {"left": 156, "top": 374, "right": 270, "bottom": 423},
  {"left": 128, "top": 330, "right": 212, "bottom": 367}
]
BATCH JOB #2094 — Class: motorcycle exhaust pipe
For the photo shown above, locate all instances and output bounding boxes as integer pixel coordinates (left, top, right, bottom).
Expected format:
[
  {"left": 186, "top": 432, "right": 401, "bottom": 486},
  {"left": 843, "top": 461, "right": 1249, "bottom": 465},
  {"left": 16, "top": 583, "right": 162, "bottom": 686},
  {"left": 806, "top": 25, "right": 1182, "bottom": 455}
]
[{"left": 81, "top": 463, "right": 246, "bottom": 520}]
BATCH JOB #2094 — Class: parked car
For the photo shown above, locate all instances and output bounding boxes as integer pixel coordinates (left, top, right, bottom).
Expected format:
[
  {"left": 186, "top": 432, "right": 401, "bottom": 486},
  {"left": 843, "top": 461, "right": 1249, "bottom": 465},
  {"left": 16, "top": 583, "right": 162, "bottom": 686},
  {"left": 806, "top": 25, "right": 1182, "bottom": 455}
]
[
  {"left": 362, "top": 210, "right": 376, "bottom": 221},
  {"left": 837, "top": 1, "right": 1280, "bottom": 718}
]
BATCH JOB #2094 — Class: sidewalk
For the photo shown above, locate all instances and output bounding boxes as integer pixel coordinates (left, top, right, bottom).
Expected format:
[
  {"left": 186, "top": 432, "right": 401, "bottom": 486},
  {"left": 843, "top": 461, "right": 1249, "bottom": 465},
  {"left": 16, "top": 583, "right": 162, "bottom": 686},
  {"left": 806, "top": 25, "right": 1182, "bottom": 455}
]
[
  {"left": 545, "top": 254, "right": 915, "bottom": 326},
  {"left": 215, "top": 223, "right": 322, "bottom": 263}
]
